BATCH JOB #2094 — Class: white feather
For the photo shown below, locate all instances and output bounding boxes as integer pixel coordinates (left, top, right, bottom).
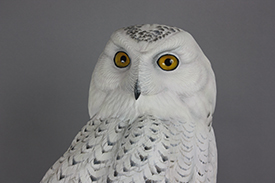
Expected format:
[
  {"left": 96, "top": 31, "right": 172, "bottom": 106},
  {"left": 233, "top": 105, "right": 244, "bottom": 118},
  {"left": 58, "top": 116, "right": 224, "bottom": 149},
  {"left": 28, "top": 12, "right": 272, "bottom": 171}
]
[{"left": 41, "top": 24, "right": 217, "bottom": 183}]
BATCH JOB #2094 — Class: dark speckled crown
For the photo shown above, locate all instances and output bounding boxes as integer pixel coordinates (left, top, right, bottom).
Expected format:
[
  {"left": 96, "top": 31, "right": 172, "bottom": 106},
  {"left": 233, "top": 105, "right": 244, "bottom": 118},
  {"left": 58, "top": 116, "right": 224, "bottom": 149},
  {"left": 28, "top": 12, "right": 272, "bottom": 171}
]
[{"left": 124, "top": 24, "right": 182, "bottom": 43}]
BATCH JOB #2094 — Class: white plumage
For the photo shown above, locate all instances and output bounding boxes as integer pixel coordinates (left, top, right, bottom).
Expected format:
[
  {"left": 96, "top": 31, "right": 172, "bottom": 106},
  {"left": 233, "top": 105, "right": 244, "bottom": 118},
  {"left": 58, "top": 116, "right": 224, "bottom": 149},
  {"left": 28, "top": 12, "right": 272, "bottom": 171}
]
[{"left": 41, "top": 24, "right": 217, "bottom": 183}]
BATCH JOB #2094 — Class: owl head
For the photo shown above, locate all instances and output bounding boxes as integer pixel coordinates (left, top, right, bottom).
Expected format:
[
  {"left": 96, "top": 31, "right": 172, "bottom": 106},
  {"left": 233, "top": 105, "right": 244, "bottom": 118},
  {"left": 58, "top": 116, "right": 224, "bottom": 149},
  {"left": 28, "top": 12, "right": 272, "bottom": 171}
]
[{"left": 88, "top": 24, "right": 216, "bottom": 121}]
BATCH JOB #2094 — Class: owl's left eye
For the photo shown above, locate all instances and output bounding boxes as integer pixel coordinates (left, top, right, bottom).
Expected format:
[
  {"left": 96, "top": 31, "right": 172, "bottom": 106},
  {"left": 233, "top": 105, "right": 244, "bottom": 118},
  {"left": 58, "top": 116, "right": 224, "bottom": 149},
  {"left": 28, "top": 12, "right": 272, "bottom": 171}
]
[
  {"left": 114, "top": 51, "right": 130, "bottom": 68},
  {"left": 157, "top": 54, "right": 179, "bottom": 71}
]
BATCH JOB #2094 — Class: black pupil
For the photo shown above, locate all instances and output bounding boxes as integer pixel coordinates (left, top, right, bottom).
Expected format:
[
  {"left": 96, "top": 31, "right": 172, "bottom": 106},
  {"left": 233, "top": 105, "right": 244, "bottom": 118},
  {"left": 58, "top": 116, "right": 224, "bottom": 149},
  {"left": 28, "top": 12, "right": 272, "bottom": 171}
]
[
  {"left": 120, "top": 55, "right": 127, "bottom": 63},
  {"left": 164, "top": 58, "right": 173, "bottom": 66}
]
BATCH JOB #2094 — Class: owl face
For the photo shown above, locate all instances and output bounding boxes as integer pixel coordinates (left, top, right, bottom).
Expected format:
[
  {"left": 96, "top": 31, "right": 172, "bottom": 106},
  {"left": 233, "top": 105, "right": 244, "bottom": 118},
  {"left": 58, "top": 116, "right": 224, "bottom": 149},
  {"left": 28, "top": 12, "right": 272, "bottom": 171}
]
[{"left": 89, "top": 24, "right": 216, "bottom": 119}]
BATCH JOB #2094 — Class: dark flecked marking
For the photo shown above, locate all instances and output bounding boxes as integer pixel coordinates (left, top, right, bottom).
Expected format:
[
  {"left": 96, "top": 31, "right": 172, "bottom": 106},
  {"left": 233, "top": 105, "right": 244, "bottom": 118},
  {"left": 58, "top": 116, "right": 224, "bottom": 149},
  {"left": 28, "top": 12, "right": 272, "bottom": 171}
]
[{"left": 124, "top": 25, "right": 182, "bottom": 43}]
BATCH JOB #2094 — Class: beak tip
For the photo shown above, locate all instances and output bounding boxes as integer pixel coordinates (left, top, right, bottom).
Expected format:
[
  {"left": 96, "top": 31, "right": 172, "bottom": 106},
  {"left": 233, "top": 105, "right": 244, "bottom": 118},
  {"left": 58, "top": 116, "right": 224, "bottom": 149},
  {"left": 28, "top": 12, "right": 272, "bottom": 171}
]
[{"left": 134, "top": 91, "right": 141, "bottom": 100}]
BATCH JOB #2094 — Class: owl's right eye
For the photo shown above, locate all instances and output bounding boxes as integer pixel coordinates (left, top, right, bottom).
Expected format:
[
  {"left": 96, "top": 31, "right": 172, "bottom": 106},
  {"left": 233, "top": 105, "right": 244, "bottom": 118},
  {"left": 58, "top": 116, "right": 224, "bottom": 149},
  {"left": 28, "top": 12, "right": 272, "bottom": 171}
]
[{"left": 114, "top": 51, "right": 130, "bottom": 68}]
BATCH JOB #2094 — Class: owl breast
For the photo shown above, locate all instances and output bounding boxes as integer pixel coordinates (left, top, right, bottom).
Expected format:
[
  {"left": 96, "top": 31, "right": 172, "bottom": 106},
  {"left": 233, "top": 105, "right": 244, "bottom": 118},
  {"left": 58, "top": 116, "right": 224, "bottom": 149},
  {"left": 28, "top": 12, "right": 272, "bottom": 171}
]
[{"left": 43, "top": 113, "right": 213, "bottom": 183}]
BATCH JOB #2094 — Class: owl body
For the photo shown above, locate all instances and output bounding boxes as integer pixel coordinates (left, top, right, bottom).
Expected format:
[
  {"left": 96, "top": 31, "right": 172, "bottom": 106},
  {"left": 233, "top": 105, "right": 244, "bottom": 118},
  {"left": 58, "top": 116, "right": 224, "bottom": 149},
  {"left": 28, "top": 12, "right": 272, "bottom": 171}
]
[{"left": 41, "top": 24, "right": 217, "bottom": 183}]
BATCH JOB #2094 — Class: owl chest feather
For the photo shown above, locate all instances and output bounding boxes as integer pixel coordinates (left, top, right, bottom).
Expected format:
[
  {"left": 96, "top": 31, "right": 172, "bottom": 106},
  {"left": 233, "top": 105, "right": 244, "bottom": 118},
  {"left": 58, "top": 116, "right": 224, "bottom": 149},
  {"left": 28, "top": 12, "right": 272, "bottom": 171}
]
[{"left": 42, "top": 113, "right": 215, "bottom": 183}]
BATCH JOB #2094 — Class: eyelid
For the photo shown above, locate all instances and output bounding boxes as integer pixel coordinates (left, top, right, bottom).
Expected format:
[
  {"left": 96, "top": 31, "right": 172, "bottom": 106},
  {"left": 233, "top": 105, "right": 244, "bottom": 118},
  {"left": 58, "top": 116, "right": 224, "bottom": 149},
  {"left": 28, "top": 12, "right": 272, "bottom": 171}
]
[{"left": 154, "top": 48, "right": 180, "bottom": 60}]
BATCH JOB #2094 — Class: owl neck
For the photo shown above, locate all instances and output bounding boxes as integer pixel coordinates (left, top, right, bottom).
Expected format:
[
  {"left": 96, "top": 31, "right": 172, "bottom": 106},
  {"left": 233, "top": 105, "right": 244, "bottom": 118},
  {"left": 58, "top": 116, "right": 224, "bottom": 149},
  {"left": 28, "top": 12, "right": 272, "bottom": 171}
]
[{"left": 92, "top": 89, "right": 208, "bottom": 124}]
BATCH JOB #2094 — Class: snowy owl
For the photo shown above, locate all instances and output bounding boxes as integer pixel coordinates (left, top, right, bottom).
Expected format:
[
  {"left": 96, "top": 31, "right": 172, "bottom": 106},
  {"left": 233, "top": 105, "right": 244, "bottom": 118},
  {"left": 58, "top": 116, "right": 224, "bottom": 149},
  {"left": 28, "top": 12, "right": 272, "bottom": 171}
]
[{"left": 41, "top": 24, "right": 217, "bottom": 183}]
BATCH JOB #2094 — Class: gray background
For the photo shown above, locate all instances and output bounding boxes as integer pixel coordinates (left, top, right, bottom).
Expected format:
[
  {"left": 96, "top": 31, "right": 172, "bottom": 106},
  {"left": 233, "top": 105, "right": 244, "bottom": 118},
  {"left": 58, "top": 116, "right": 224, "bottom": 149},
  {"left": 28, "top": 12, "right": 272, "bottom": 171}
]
[{"left": 1, "top": 1, "right": 274, "bottom": 182}]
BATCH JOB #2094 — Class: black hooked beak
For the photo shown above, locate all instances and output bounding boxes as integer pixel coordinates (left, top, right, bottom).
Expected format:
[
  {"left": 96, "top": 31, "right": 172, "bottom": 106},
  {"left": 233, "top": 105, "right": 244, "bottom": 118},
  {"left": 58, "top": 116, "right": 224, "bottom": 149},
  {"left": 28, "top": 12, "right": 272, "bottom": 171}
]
[{"left": 134, "top": 80, "right": 141, "bottom": 100}]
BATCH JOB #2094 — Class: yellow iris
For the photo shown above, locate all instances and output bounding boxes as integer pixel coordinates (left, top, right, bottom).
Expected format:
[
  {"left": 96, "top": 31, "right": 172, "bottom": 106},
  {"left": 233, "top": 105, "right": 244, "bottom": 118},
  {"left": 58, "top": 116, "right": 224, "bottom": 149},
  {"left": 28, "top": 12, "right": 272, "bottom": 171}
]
[
  {"left": 157, "top": 54, "right": 179, "bottom": 71},
  {"left": 114, "top": 51, "right": 130, "bottom": 68}
]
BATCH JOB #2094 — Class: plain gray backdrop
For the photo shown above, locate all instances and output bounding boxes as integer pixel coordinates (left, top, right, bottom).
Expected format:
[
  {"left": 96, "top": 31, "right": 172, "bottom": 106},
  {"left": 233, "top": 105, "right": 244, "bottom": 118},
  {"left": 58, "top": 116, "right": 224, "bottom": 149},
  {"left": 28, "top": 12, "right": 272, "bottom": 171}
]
[{"left": 1, "top": 1, "right": 274, "bottom": 182}]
